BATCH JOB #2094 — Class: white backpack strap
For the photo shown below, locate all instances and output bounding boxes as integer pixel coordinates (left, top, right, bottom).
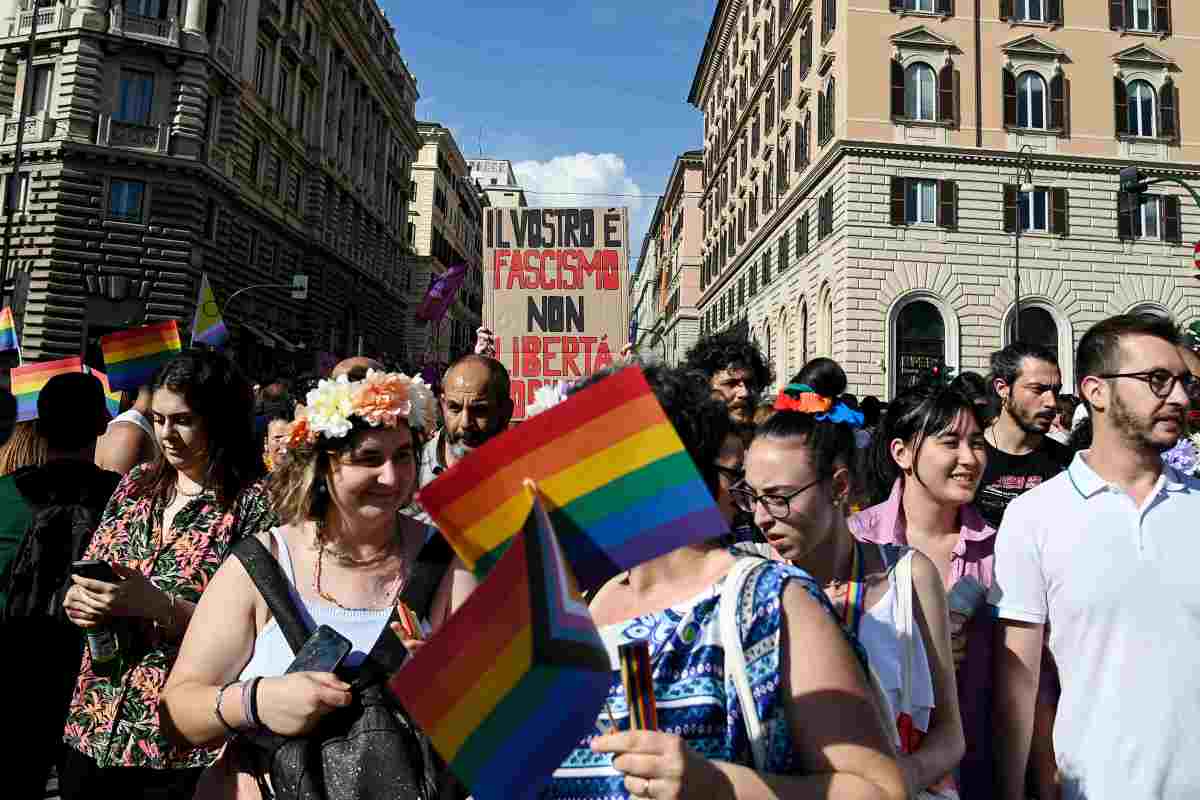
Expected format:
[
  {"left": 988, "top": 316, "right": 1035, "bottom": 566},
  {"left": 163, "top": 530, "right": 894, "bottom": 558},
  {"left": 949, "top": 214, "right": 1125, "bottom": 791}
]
[
  {"left": 895, "top": 549, "right": 916, "bottom": 718},
  {"left": 720, "top": 557, "right": 768, "bottom": 771}
]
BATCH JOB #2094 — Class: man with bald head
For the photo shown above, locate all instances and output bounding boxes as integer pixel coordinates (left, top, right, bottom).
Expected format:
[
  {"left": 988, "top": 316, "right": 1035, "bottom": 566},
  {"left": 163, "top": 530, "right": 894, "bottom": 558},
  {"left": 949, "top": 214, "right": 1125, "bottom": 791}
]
[
  {"left": 330, "top": 356, "right": 385, "bottom": 380},
  {"left": 403, "top": 354, "right": 514, "bottom": 522}
]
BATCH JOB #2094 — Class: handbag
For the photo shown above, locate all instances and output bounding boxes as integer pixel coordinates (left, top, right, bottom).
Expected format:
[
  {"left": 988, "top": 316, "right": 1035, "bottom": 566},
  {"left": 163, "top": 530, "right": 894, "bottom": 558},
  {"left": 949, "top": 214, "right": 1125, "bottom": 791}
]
[{"left": 195, "top": 532, "right": 454, "bottom": 800}]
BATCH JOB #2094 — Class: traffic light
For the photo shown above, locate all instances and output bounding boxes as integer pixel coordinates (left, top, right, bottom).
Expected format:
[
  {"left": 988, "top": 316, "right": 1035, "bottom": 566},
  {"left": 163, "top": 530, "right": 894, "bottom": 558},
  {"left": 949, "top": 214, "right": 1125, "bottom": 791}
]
[{"left": 1120, "top": 165, "right": 1149, "bottom": 196}]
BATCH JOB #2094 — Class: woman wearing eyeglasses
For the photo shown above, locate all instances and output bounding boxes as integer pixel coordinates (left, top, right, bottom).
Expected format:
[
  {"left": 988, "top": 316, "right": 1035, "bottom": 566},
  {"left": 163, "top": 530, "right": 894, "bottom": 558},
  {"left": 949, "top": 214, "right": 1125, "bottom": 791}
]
[{"left": 740, "top": 361, "right": 965, "bottom": 799}]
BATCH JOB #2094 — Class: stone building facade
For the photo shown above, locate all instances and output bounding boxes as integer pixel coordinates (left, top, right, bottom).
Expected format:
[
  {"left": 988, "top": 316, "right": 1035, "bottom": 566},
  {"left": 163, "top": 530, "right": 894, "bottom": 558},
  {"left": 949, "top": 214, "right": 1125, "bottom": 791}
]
[
  {"left": 690, "top": 0, "right": 1200, "bottom": 398},
  {"left": 467, "top": 157, "right": 526, "bottom": 208},
  {"left": 0, "top": 0, "right": 419, "bottom": 378},
  {"left": 406, "top": 121, "right": 482, "bottom": 366},
  {"left": 654, "top": 150, "right": 704, "bottom": 365},
  {"left": 630, "top": 195, "right": 663, "bottom": 360}
]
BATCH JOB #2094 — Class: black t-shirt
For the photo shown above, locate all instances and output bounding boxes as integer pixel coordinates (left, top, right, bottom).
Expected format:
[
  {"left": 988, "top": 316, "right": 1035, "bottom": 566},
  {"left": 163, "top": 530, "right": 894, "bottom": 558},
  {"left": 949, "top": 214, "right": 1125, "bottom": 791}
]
[{"left": 975, "top": 437, "right": 1072, "bottom": 529}]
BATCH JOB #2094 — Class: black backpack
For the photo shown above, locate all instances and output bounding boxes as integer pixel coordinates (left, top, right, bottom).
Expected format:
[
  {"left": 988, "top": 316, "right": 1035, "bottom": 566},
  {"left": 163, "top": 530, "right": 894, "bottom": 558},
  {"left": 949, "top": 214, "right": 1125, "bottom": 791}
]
[
  {"left": 230, "top": 530, "right": 454, "bottom": 800},
  {"left": 1, "top": 464, "right": 120, "bottom": 622}
]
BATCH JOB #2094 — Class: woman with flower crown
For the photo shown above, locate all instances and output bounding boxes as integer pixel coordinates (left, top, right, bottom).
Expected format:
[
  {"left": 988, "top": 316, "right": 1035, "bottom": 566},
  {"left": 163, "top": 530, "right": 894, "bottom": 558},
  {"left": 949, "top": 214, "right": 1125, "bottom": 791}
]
[{"left": 161, "top": 369, "right": 478, "bottom": 798}]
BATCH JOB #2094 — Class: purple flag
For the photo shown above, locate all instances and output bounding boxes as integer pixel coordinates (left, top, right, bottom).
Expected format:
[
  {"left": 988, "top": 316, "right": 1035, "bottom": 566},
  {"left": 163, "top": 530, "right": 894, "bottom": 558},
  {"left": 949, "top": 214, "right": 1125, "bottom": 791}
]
[{"left": 417, "top": 263, "right": 468, "bottom": 324}]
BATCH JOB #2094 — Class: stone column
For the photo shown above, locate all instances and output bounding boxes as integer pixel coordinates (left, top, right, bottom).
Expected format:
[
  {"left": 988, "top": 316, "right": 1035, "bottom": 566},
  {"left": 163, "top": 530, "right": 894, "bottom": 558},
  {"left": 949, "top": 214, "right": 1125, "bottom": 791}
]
[
  {"left": 72, "top": 0, "right": 108, "bottom": 30},
  {"left": 181, "top": 0, "right": 207, "bottom": 52}
]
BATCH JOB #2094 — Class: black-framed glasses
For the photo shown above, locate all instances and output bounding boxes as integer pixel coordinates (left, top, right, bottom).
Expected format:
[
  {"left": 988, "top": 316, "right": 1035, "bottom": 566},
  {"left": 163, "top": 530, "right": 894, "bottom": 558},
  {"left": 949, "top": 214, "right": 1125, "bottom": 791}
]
[
  {"left": 730, "top": 477, "right": 822, "bottom": 520},
  {"left": 1097, "top": 369, "right": 1199, "bottom": 400},
  {"left": 714, "top": 464, "right": 745, "bottom": 484}
]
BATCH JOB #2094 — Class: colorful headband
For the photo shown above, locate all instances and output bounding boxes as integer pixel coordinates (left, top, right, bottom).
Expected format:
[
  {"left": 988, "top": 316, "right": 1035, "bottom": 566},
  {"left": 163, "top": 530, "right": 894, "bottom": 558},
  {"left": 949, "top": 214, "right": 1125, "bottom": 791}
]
[
  {"left": 286, "top": 370, "right": 435, "bottom": 449},
  {"left": 773, "top": 383, "right": 866, "bottom": 429}
]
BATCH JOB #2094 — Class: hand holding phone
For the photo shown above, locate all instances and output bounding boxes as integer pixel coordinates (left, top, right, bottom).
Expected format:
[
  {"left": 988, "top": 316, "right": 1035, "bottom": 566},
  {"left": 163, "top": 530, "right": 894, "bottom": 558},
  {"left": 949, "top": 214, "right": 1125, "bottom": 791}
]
[
  {"left": 285, "top": 625, "right": 353, "bottom": 675},
  {"left": 71, "top": 560, "right": 121, "bottom": 584}
]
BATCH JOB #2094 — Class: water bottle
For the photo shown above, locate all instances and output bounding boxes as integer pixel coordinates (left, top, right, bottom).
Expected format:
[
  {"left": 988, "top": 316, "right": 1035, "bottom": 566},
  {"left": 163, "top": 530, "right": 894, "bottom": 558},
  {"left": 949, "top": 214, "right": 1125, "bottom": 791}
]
[{"left": 86, "top": 626, "right": 122, "bottom": 678}]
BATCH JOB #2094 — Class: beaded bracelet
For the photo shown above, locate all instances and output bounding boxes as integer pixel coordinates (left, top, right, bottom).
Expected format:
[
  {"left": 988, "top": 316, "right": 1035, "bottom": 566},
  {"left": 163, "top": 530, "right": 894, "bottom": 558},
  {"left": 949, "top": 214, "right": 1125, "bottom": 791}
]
[
  {"left": 214, "top": 680, "right": 240, "bottom": 736},
  {"left": 240, "top": 677, "right": 255, "bottom": 731}
]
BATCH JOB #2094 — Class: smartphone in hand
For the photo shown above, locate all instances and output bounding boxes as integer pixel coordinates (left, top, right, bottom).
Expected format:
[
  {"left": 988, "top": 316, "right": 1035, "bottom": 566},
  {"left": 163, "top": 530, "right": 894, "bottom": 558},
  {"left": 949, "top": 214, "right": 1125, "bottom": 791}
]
[
  {"left": 285, "top": 625, "right": 352, "bottom": 674},
  {"left": 71, "top": 560, "right": 120, "bottom": 584}
]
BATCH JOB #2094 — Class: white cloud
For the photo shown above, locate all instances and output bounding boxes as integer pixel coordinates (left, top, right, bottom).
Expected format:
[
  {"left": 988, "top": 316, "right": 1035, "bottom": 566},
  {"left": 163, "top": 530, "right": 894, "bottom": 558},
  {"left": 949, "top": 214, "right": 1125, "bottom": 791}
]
[{"left": 512, "top": 153, "right": 652, "bottom": 260}]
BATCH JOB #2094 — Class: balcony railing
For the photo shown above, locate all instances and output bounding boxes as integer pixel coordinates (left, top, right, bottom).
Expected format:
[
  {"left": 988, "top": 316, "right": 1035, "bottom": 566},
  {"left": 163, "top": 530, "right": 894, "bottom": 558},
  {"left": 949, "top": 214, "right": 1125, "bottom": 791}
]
[
  {"left": 96, "top": 113, "right": 169, "bottom": 153},
  {"left": 10, "top": 1, "right": 64, "bottom": 36},
  {"left": 108, "top": 7, "right": 180, "bottom": 46}
]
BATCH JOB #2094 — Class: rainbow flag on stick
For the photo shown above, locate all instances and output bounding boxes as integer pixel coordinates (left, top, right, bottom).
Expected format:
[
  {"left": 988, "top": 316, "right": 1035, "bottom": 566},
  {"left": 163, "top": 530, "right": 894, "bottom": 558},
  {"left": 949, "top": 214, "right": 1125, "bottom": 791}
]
[
  {"left": 87, "top": 368, "right": 122, "bottom": 417},
  {"left": 191, "top": 273, "right": 228, "bottom": 348},
  {"left": 390, "top": 490, "right": 611, "bottom": 800},
  {"left": 417, "top": 366, "right": 729, "bottom": 591},
  {"left": 0, "top": 306, "right": 19, "bottom": 360},
  {"left": 100, "top": 320, "right": 182, "bottom": 391},
  {"left": 11, "top": 356, "right": 85, "bottom": 421}
]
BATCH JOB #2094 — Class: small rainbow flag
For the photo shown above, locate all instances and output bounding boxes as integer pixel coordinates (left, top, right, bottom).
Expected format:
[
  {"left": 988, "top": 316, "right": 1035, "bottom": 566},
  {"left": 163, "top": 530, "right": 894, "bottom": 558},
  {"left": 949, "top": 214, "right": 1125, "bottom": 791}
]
[
  {"left": 390, "top": 491, "right": 610, "bottom": 800},
  {"left": 87, "top": 368, "right": 122, "bottom": 417},
  {"left": 0, "top": 306, "right": 17, "bottom": 354},
  {"left": 417, "top": 366, "right": 730, "bottom": 592},
  {"left": 11, "top": 356, "right": 85, "bottom": 421},
  {"left": 191, "top": 273, "right": 228, "bottom": 348},
  {"left": 100, "top": 320, "right": 182, "bottom": 392}
]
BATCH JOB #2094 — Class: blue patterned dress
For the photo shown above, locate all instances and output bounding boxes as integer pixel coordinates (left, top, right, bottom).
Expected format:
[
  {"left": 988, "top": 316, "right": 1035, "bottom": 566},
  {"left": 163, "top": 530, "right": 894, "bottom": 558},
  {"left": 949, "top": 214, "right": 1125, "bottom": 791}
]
[{"left": 545, "top": 557, "right": 864, "bottom": 800}]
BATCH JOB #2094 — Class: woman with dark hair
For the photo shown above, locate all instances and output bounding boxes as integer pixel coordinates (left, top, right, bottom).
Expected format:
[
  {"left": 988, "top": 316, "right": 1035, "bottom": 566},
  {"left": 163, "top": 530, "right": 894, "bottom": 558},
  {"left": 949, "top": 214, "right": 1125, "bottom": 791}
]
[
  {"left": 742, "top": 362, "right": 965, "bottom": 798},
  {"left": 549, "top": 365, "right": 905, "bottom": 800},
  {"left": 853, "top": 384, "right": 995, "bottom": 799},
  {"left": 59, "top": 349, "right": 277, "bottom": 798}
]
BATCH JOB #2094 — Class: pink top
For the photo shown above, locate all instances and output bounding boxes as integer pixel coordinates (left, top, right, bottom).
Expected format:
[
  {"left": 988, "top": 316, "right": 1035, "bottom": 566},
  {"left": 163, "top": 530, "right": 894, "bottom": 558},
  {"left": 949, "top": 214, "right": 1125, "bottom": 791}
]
[{"left": 849, "top": 479, "right": 997, "bottom": 800}]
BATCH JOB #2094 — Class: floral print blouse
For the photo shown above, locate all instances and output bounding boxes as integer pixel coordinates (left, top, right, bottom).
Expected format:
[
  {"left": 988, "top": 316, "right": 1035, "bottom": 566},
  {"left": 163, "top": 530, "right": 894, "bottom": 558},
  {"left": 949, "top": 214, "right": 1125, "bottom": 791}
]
[{"left": 63, "top": 465, "right": 277, "bottom": 769}]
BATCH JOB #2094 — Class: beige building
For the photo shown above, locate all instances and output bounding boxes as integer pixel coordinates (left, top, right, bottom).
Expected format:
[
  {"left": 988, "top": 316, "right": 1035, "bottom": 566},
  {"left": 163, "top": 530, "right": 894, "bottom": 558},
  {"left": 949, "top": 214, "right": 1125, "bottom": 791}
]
[
  {"left": 630, "top": 196, "right": 664, "bottom": 360},
  {"left": 0, "top": 0, "right": 421, "bottom": 377},
  {"left": 655, "top": 150, "right": 705, "bottom": 364},
  {"left": 690, "top": 0, "right": 1200, "bottom": 397},
  {"left": 407, "top": 122, "right": 482, "bottom": 365},
  {"left": 467, "top": 157, "right": 526, "bottom": 208}
]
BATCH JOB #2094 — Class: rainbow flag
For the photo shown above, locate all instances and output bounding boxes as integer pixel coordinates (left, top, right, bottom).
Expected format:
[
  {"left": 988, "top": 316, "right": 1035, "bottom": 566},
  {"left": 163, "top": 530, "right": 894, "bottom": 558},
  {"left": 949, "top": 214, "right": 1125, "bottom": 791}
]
[
  {"left": 417, "top": 366, "right": 729, "bottom": 592},
  {"left": 87, "top": 368, "right": 122, "bottom": 417},
  {"left": 390, "top": 492, "right": 610, "bottom": 800},
  {"left": 191, "top": 273, "right": 228, "bottom": 348},
  {"left": 100, "top": 320, "right": 182, "bottom": 391},
  {"left": 0, "top": 306, "right": 17, "bottom": 354},
  {"left": 11, "top": 356, "right": 85, "bottom": 421}
]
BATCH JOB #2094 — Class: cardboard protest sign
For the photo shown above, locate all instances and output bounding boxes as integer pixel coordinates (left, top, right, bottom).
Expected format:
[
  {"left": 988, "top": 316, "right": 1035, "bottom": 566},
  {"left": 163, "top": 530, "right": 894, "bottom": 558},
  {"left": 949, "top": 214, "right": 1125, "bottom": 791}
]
[{"left": 484, "top": 207, "right": 629, "bottom": 419}]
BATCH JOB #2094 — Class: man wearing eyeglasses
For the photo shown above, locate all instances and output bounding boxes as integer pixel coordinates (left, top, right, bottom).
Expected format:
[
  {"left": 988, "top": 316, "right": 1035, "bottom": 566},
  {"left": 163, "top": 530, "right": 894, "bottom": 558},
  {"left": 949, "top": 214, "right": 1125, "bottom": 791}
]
[{"left": 992, "top": 313, "right": 1200, "bottom": 800}]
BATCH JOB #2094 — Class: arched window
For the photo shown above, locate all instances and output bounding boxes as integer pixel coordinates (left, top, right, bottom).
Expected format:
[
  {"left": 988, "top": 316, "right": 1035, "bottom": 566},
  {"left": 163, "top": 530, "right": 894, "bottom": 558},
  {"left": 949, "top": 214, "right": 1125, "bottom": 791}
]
[
  {"left": 1127, "top": 80, "right": 1156, "bottom": 137},
  {"left": 820, "top": 285, "right": 834, "bottom": 357},
  {"left": 894, "top": 300, "right": 945, "bottom": 391},
  {"left": 799, "top": 299, "right": 809, "bottom": 365},
  {"left": 777, "top": 312, "right": 789, "bottom": 381},
  {"left": 905, "top": 63, "right": 936, "bottom": 121},
  {"left": 763, "top": 323, "right": 773, "bottom": 374},
  {"left": 1017, "top": 71, "right": 1046, "bottom": 129},
  {"left": 1009, "top": 306, "right": 1059, "bottom": 361}
]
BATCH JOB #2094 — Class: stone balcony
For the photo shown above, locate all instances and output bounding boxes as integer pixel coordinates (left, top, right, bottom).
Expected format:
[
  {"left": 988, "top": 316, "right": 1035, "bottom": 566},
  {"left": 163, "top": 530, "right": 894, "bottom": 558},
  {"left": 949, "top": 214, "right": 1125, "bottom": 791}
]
[
  {"left": 0, "top": 114, "right": 55, "bottom": 144},
  {"left": 96, "top": 113, "right": 169, "bottom": 153},
  {"left": 9, "top": 1, "right": 66, "bottom": 36},
  {"left": 108, "top": 7, "right": 179, "bottom": 46}
]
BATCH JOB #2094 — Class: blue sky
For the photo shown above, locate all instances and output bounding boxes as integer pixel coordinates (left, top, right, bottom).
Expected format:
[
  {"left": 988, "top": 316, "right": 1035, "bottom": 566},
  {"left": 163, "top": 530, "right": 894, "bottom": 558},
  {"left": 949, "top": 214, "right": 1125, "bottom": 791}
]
[{"left": 380, "top": 0, "right": 714, "bottom": 261}]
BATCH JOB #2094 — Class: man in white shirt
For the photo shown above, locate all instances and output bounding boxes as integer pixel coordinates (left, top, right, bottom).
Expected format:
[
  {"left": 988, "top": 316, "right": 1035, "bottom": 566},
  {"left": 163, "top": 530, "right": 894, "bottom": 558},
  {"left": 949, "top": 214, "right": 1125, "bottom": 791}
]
[{"left": 991, "top": 312, "right": 1200, "bottom": 800}]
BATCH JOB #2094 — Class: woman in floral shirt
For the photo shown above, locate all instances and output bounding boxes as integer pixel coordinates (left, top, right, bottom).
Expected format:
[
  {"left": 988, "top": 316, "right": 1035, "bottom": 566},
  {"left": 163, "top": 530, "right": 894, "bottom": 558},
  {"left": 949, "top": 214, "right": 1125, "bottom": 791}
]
[{"left": 61, "top": 350, "right": 276, "bottom": 799}]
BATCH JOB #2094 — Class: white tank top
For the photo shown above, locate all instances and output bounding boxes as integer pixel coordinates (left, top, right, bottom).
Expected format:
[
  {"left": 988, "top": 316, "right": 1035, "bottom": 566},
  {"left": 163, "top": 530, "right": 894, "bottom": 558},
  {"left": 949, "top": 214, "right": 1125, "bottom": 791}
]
[
  {"left": 239, "top": 529, "right": 394, "bottom": 679},
  {"left": 857, "top": 548, "right": 936, "bottom": 732}
]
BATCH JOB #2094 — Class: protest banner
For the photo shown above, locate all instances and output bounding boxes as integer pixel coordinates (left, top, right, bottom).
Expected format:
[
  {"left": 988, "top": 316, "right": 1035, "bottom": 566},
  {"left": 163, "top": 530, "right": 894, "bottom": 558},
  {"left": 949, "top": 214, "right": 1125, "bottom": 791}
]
[{"left": 483, "top": 207, "right": 629, "bottom": 419}]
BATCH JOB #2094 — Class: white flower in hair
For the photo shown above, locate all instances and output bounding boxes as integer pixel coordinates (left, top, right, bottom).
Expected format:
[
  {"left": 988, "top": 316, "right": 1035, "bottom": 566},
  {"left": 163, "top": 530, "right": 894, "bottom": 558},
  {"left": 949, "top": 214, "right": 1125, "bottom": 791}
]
[
  {"left": 407, "top": 375, "right": 435, "bottom": 433},
  {"left": 526, "top": 380, "right": 573, "bottom": 418},
  {"left": 305, "top": 375, "right": 356, "bottom": 440}
]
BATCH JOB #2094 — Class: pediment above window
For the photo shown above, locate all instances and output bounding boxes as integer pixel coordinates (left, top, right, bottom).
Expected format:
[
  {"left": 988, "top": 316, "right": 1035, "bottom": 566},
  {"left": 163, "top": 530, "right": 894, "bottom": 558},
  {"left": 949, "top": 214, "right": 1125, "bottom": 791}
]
[
  {"left": 1113, "top": 44, "right": 1177, "bottom": 72},
  {"left": 1001, "top": 34, "right": 1067, "bottom": 63},
  {"left": 889, "top": 25, "right": 958, "bottom": 54}
]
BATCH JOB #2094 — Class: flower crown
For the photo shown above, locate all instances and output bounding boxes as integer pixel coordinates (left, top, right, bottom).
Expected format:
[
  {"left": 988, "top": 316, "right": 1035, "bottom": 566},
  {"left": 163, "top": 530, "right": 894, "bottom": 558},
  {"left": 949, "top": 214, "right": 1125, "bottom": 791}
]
[
  {"left": 287, "top": 370, "right": 435, "bottom": 449},
  {"left": 773, "top": 383, "right": 865, "bottom": 428}
]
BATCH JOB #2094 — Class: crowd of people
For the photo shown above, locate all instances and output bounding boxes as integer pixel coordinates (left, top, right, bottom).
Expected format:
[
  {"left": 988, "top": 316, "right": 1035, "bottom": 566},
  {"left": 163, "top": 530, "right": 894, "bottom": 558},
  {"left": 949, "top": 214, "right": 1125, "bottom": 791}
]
[{"left": 0, "top": 309, "right": 1196, "bottom": 800}]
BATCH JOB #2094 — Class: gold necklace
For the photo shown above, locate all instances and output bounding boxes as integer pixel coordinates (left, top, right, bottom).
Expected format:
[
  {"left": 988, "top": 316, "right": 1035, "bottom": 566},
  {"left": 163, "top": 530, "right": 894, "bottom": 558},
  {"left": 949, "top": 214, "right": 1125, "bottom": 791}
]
[{"left": 313, "top": 522, "right": 406, "bottom": 610}]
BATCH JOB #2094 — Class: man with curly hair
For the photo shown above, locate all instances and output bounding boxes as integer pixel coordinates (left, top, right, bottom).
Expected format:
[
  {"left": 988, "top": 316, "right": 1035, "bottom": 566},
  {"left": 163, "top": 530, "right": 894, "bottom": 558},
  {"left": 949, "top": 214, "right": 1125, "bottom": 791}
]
[{"left": 682, "top": 331, "right": 772, "bottom": 427}]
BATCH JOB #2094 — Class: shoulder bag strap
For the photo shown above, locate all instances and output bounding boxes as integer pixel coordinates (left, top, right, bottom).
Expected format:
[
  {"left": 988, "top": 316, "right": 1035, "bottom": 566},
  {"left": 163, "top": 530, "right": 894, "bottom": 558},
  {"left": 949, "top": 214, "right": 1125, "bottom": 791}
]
[
  {"left": 895, "top": 549, "right": 916, "bottom": 719},
  {"left": 232, "top": 535, "right": 311, "bottom": 655},
  {"left": 719, "top": 557, "right": 768, "bottom": 771}
]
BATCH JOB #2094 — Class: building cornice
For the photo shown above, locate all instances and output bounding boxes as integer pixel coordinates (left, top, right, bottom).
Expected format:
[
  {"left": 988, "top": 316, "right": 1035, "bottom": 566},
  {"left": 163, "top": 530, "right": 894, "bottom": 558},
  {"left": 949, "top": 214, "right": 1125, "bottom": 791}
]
[{"left": 688, "top": 0, "right": 741, "bottom": 107}]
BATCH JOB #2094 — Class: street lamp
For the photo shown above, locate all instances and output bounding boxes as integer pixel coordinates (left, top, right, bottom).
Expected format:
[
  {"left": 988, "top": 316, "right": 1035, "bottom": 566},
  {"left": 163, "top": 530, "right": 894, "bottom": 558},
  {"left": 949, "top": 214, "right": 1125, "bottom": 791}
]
[{"left": 1013, "top": 145, "right": 1036, "bottom": 342}]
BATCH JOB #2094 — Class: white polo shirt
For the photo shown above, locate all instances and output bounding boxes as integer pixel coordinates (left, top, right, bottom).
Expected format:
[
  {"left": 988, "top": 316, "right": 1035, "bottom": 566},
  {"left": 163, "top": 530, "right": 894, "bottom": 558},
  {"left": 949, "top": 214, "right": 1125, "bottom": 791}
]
[{"left": 990, "top": 451, "right": 1200, "bottom": 800}]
